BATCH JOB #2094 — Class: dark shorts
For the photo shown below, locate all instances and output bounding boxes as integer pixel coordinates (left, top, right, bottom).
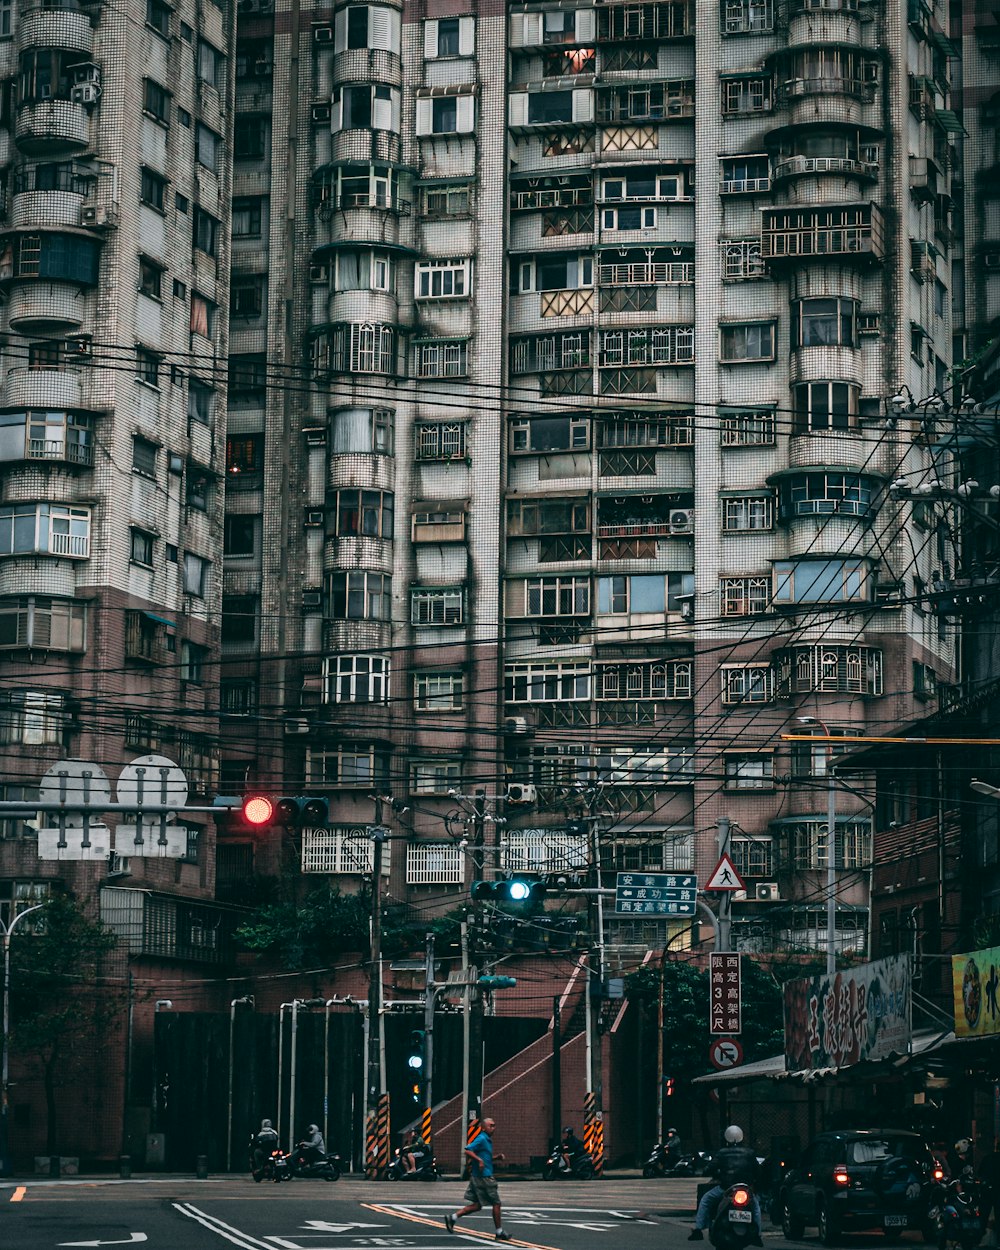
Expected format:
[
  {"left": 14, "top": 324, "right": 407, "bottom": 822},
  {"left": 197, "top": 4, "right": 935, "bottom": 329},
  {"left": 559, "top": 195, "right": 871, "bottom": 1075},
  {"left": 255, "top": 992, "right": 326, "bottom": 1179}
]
[{"left": 464, "top": 1174, "right": 500, "bottom": 1206}]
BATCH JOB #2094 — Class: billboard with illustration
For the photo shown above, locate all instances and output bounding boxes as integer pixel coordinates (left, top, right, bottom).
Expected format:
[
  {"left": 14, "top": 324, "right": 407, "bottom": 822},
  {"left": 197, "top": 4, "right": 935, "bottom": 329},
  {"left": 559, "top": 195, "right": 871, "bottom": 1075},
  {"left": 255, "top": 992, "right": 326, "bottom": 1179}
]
[
  {"left": 783, "top": 957, "right": 911, "bottom": 1072},
  {"left": 952, "top": 947, "right": 1000, "bottom": 1037}
]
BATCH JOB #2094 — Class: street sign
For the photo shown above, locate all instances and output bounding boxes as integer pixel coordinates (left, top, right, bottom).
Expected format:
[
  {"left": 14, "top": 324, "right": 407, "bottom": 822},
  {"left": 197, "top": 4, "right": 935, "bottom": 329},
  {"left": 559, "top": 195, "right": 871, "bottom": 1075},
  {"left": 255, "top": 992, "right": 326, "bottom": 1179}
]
[
  {"left": 705, "top": 854, "right": 745, "bottom": 892},
  {"left": 614, "top": 871, "right": 697, "bottom": 917},
  {"left": 709, "top": 1037, "right": 744, "bottom": 1070},
  {"left": 709, "top": 952, "right": 742, "bottom": 1035}
]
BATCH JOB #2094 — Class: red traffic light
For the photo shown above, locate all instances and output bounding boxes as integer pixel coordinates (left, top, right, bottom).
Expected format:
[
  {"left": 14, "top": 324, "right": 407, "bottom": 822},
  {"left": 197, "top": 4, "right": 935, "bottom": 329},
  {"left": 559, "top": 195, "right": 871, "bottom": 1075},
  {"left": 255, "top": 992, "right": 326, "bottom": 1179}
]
[{"left": 243, "top": 795, "right": 276, "bottom": 827}]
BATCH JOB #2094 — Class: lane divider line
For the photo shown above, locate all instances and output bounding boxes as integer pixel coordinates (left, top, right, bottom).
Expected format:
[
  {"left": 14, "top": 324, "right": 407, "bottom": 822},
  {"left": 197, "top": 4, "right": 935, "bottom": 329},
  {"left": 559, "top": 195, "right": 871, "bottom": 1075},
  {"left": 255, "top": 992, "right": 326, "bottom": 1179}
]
[
  {"left": 362, "top": 1203, "right": 564, "bottom": 1250},
  {"left": 173, "top": 1201, "right": 274, "bottom": 1250}
]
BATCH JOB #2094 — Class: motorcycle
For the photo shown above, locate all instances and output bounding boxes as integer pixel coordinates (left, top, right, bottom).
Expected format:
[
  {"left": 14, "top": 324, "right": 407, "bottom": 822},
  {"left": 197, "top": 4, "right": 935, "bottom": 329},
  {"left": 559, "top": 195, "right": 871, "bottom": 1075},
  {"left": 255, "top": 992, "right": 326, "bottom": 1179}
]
[
  {"left": 386, "top": 1145, "right": 440, "bottom": 1181},
  {"left": 285, "top": 1145, "right": 342, "bottom": 1181},
  {"left": 542, "top": 1145, "right": 596, "bottom": 1180},
  {"left": 936, "top": 1176, "right": 987, "bottom": 1250},
  {"left": 708, "top": 1182, "right": 760, "bottom": 1250},
  {"left": 643, "top": 1142, "right": 694, "bottom": 1178},
  {"left": 252, "top": 1147, "right": 292, "bottom": 1183}
]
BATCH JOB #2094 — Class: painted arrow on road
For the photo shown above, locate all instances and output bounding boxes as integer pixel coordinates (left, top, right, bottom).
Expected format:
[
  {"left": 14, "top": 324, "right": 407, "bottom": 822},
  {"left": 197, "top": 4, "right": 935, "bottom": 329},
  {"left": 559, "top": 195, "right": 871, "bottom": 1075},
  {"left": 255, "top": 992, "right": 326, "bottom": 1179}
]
[
  {"left": 60, "top": 1236, "right": 148, "bottom": 1248},
  {"left": 302, "top": 1222, "right": 390, "bottom": 1233}
]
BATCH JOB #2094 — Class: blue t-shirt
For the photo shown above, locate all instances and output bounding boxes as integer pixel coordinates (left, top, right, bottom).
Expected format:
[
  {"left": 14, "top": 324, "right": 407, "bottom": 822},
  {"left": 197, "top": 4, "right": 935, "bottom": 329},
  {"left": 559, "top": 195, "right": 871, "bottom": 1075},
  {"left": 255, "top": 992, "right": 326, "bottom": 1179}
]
[{"left": 468, "top": 1130, "right": 494, "bottom": 1177}]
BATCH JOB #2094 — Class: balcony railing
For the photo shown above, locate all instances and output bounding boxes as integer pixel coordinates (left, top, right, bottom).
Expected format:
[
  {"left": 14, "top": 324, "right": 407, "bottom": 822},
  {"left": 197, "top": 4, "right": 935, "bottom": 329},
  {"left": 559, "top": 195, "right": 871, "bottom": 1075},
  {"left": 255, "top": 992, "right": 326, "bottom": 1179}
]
[
  {"left": 720, "top": 176, "right": 771, "bottom": 194},
  {"left": 780, "top": 76, "right": 875, "bottom": 101},
  {"left": 772, "top": 155, "right": 878, "bottom": 181},
  {"left": 50, "top": 531, "right": 89, "bottom": 557},
  {"left": 540, "top": 288, "right": 594, "bottom": 317},
  {"left": 27, "top": 438, "right": 92, "bottom": 465},
  {"left": 598, "top": 261, "right": 693, "bottom": 285}
]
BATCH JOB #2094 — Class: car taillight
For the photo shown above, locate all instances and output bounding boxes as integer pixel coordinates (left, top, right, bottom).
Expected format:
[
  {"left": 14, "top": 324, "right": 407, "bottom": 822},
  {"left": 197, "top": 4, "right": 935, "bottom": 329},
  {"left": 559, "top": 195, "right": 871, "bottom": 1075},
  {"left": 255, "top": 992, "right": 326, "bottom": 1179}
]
[
  {"left": 833, "top": 1169, "right": 850, "bottom": 1187},
  {"left": 733, "top": 1188, "right": 750, "bottom": 1206},
  {"left": 933, "top": 1168, "right": 945, "bottom": 1182}
]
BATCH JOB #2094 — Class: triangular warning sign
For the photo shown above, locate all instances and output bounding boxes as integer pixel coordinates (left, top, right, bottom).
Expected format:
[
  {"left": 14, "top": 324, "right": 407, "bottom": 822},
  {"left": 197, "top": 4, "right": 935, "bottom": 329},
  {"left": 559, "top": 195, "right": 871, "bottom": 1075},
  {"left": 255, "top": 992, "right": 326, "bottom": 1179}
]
[{"left": 706, "top": 853, "right": 746, "bottom": 892}]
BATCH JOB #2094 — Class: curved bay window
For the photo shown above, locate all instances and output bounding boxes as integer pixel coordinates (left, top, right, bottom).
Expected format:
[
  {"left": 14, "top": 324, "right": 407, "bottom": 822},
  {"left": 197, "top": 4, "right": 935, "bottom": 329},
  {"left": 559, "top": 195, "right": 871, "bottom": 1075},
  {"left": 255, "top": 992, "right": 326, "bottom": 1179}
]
[
  {"left": 780, "top": 814, "right": 872, "bottom": 870},
  {"left": 310, "top": 323, "right": 397, "bottom": 376},
  {"left": 14, "top": 163, "right": 94, "bottom": 195},
  {"left": 325, "top": 571, "right": 391, "bottom": 620},
  {"left": 792, "top": 381, "right": 859, "bottom": 432},
  {"left": 333, "top": 488, "right": 394, "bottom": 538},
  {"left": 777, "top": 470, "right": 880, "bottom": 519},
  {"left": 18, "top": 50, "right": 97, "bottom": 104},
  {"left": 779, "top": 47, "right": 877, "bottom": 99},
  {"left": 0, "top": 233, "right": 100, "bottom": 285},
  {"left": 774, "top": 643, "right": 883, "bottom": 694},
  {"left": 791, "top": 298, "right": 858, "bottom": 349},
  {"left": 312, "top": 165, "right": 401, "bottom": 214},
  {"left": 0, "top": 410, "right": 93, "bottom": 466}
]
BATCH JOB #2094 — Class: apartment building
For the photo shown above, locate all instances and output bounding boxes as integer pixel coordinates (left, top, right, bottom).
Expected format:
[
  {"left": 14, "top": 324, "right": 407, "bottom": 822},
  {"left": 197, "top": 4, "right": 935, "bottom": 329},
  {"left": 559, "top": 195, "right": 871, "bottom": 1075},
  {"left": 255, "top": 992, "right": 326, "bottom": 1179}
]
[
  {"left": 217, "top": 0, "right": 961, "bottom": 961},
  {"left": 0, "top": 0, "right": 233, "bottom": 932}
]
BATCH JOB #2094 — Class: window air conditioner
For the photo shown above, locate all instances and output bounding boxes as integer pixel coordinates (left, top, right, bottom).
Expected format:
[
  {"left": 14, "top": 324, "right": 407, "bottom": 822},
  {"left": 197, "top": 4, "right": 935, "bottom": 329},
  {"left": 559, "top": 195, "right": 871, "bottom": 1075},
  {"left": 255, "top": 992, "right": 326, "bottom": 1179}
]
[
  {"left": 313, "top": 25, "right": 333, "bottom": 41},
  {"left": 755, "top": 881, "right": 781, "bottom": 901},
  {"left": 71, "top": 83, "right": 101, "bottom": 106},
  {"left": 304, "top": 509, "right": 325, "bottom": 526},
  {"left": 284, "top": 718, "right": 310, "bottom": 735},
  {"left": 311, "top": 104, "right": 332, "bottom": 124},
  {"left": 309, "top": 263, "right": 329, "bottom": 282},
  {"left": 506, "top": 783, "right": 537, "bottom": 804},
  {"left": 503, "top": 716, "right": 532, "bottom": 735},
  {"left": 669, "top": 507, "right": 694, "bottom": 534}
]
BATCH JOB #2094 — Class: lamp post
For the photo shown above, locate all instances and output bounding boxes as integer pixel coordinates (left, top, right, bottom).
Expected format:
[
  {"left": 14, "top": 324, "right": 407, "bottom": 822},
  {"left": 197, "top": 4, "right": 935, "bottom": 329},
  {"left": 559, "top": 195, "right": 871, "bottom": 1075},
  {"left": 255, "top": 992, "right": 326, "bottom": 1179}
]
[
  {"left": 798, "top": 716, "right": 838, "bottom": 975},
  {"left": 1, "top": 902, "right": 45, "bottom": 1177}
]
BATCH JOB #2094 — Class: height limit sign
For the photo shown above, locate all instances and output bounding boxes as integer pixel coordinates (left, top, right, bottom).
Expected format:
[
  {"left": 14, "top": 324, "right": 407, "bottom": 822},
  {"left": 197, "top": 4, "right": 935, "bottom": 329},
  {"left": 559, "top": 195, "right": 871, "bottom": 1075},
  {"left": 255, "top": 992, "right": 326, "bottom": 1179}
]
[{"left": 709, "top": 952, "right": 742, "bottom": 1035}]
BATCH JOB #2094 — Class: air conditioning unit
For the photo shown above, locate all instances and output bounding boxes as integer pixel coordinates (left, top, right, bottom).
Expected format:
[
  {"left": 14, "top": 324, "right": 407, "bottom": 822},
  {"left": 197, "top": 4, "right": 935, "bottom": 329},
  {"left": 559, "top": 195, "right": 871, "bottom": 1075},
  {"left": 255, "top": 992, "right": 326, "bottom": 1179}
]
[
  {"left": 74, "top": 64, "right": 101, "bottom": 85},
  {"left": 506, "top": 783, "right": 537, "bottom": 805},
  {"left": 309, "top": 263, "right": 329, "bottom": 283},
  {"left": 302, "top": 590, "right": 322, "bottom": 608},
  {"left": 732, "top": 889, "right": 748, "bottom": 902},
  {"left": 311, "top": 104, "right": 332, "bottom": 124},
  {"left": 503, "top": 716, "right": 532, "bottom": 736},
  {"left": 304, "top": 509, "right": 325, "bottom": 526},
  {"left": 985, "top": 252, "right": 1000, "bottom": 272},
  {"left": 284, "top": 718, "right": 310, "bottom": 735},
  {"left": 755, "top": 881, "right": 781, "bottom": 901},
  {"left": 70, "top": 83, "right": 100, "bottom": 106},
  {"left": 669, "top": 508, "right": 695, "bottom": 534},
  {"left": 65, "top": 337, "right": 92, "bottom": 358},
  {"left": 81, "top": 204, "right": 116, "bottom": 228},
  {"left": 313, "top": 25, "right": 333, "bottom": 41}
]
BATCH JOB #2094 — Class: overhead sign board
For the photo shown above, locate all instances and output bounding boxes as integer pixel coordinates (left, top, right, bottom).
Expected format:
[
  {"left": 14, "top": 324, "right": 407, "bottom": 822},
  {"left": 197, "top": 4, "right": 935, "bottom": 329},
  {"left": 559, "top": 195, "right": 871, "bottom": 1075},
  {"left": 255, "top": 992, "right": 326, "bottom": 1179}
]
[
  {"left": 614, "top": 872, "right": 697, "bottom": 917},
  {"left": 952, "top": 947, "right": 1000, "bottom": 1037},
  {"left": 710, "top": 952, "right": 742, "bottom": 1035}
]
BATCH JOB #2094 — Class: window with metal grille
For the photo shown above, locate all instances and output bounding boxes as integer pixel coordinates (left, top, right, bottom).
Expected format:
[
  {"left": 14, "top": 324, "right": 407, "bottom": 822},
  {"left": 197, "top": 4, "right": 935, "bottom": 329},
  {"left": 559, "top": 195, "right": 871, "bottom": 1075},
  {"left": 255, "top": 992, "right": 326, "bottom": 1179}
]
[
  {"left": 411, "top": 587, "right": 464, "bottom": 626},
  {"left": 720, "top": 408, "right": 775, "bottom": 445},
  {"left": 414, "top": 672, "right": 464, "bottom": 711},
  {"left": 721, "top": 665, "right": 773, "bottom": 704},
  {"left": 415, "top": 421, "right": 466, "bottom": 460},
  {"left": 720, "top": 576, "right": 770, "bottom": 616},
  {"left": 722, "top": 496, "right": 773, "bottom": 530}
]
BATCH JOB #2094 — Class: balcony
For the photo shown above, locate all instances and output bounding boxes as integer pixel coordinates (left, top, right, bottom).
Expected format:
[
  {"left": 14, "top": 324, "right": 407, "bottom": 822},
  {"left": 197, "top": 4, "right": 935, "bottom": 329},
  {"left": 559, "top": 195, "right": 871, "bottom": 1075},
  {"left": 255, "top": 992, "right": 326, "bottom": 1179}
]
[
  {"left": 772, "top": 155, "right": 878, "bottom": 183},
  {"left": 15, "top": 99, "right": 91, "bottom": 157},
  {"left": 760, "top": 203, "right": 885, "bottom": 264},
  {"left": 598, "top": 259, "right": 693, "bottom": 285},
  {"left": 540, "top": 287, "right": 594, "bottom": 317},
  {"left": 101, "top": 886, "right": 240, "bottom": 965},
  {"left": 597, "top": 1, "right": 695, "bottom": 41}
]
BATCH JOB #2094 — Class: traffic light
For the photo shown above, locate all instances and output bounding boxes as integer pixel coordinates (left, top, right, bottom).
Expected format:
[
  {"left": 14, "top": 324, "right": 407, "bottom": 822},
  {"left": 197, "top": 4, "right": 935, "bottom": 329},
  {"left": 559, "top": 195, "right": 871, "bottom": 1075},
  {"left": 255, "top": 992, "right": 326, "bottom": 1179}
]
[
  {"left": 240, "top": 795, "right": 329, "bottom": 829},
  {"left": 478, "top": 975, "right": 517, "bottom": 990},
  {"left": 470, "top": 877, "right": 546, "bottom": 903},
  {"left": 406, "top": 1030, "right": 425, "bottom": 1102},
  {"left": 664, "top": 1076, "right": 676, "bottom": 1098}
]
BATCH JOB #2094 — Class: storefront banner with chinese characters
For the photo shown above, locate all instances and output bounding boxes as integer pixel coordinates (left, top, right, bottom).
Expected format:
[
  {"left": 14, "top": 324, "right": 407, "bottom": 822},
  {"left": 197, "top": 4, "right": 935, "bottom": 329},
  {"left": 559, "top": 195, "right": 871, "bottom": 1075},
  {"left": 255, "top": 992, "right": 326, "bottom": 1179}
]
[
  {"left": 783, "top": 956, "right": 911, "bottom": 1072},
  {"left": 710, "top": 952, "right": 742, "bottom": 1035},
  {"left": 951, "top": 947, "right": 1000, "bottom": 1037}
]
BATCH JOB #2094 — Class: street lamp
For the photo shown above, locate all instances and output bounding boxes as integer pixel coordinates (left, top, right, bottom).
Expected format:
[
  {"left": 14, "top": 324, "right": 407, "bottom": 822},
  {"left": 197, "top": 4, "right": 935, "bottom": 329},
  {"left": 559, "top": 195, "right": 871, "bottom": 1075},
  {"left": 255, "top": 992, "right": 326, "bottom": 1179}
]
[
  {"left": 798, "top": 716, "right": 839, "bottom": 975},
  {"left": 0, "top": 902, "right": 46, "bottom": 1177},
  {"left": 971, "top": 779, "right": 1000, "bottom": 798}
]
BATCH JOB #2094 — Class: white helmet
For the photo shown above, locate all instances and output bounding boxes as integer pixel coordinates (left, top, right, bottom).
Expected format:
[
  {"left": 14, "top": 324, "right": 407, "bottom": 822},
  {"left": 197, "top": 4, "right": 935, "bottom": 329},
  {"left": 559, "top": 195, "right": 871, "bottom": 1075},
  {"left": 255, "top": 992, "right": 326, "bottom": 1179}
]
[{"left": 724, "top": 1125, "right": 744, "bottom": 1144}]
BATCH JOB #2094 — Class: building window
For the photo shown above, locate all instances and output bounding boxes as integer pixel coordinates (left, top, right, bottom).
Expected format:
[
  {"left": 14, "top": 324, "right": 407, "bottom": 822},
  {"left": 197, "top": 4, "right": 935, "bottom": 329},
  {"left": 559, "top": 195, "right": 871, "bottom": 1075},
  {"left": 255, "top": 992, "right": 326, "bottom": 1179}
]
[
  {"left": 790, "top": 726, "right": 851, "bottom": 778},
  {"left": 415, "top": 93, "right": 476, "bottom": 135},
  {"left": 221, "top": 594, "right": 258, "bottom": 644},
  {"left": 0, "top": 234, "right": 100, "bottom": 284},
  {"left": 325, "top": 571, "right": 392, "bottom": 620},
  {"left": 414, "top": 672, "right": 464, "bottom": 711},
  {"left": 774, "top": 644, "right": 883, "bottom": 695},
  {"left": 197, "top": 39, "right": 224, "bottom": 88},
  {"left": 223, "top": 515, "right": 256, "bottom": 556},
  {"left": 720, "top": 322, "right": 775, "bottom": 362},
  {"left": 335, "top": 250, "right": 395, "bottom": 293},
  {"left": 191, "top": 290, "right": 214, "bottom": 333},
  {"left": 512, "top": 414, "right": 589, "bottom": 451},
  {"left": 306, "top": 744, "right": 387, "bottom": 788},
  {"left": 188, "top": 379, "right": 215, "bottom": 427},
  {"left": 230, "top": 276, "right": 265, "bottom": 320},
  {"left": 419, "top": 183, "right": 472, "bottom": 218},
  {"left": 333, "top": 489, "right": 394, "bottom": 538},
  {"left": 731, "top": 837, "right": 774, "bottom": 877},
  {"left": 599, "top": 326, "right": 694, "bottom": 366},
  {"left": 415, "top": 421, "right": 465, "bottom": 461},
  {"left": 180, "top": 640, "right": 207, "bottom": 684},
  {"left": 596, "top": 746, "right": 694, "bottom": 785},
  {"left": 720, "top": 408, "right": 775, "bottom": 445},
  {"left": 411, "top": 760, "right": 463, "bottom": 795},
  {"left": 234, "top": 116, "right": 268, "bottom": 160},
  {"left": 140, "top": 168, "right": 167, "bottom": 211},
  {"left": 232, "top": 196, "right": 265, "bottom": 237},
  {"left": 221, "top": 679, "right": 257, "bottom": 716},
  {"left": 182, "top": 552, "right": 210, "bottom": 597},
  {"left": 324, "top": 654, "right": 390, "bottom": 704},
  {"left": 136, "top": 346, "right": 161, "bottom": 386},
  {"left": 143, "top": 78, "right": 171, "bottom": 122},
  {"left": 779, "top": 471, "right": 878, "bottom": 519},
  {"left": 721, "top": 75, "right": 772, "bottom": 113},
  {"left": 505, "top": 660, "right": 590, "bottom": 702},
  {"left": 0, "top": 502, "right": 90, "bottom": 558},
  {"left": 412, "top": 510, "right": 466, "bottom": 542},
  {"left": 130, "top": 528, "right": 154, "bottom": 566},
  {"left": 515, "top": 576, "right": 590, "bottom": 617},
  {"left": 139, "top": 256, "right": 163, "bottom": 299},
  {"left": 193, "top": 207, "right": 220, "bottom": 256},
  {"left": 597, "top": 572, "right": 694, "bottom": 614},
  {"left": 725, "top": 754, "right": 774, "bottom": 790},
  {"left": 722, "top": 0, "right": 773, "bottom": 32},
  {"left": 411, "top": 587, "right": 464, "bottom": 626},
  {"left": 0, "top": 596, "right": 86, "bottom": 651},
  {"left": 132, "top": 435, "right": 158, "bottom": 477},
  {"left": 722, "top": 496, "right": 773, "bottom": 531},
  {"left": 414, "top": 258, "right": 472, "bottom": 300},
  {"left": 236, "top": 38, "right": 272, "bottom": 78},
  {"left": 913, "top": 661, "right": 938, "bottom": 700},
  {"left": 310, "top": 324, "right": 396, "bottom": 376},
  {"left": 719, "top": 155, "right": 770, "bottom": 193},
  {"left": 331, "top": 407, "right": 394, "bottom": 454},
  {"left": 792, "top": 297, "right": 858, "bottom": 348},
  {"left": 721, "top": 575, "right": 770, "bottom": 616},
  {"left": 595, "top": 659, "right": 692, "bottom": 700},
  {"left": 186, "top": 466, "right": 211, "bottom": 511},
  {"left": 785, "top": 817, "right": 871, "bottom": 870},
  {"left": 416, "top": 341, "right": 468, "bottom": 378},
  {"left": 334, "top": 83, "right": 400, "bottom": 131},
  {"left": 146, "top": 0, "right": 171, "bottom": 36},
  {"left": 302, "top": 827, "right": 380, "bottom": 874},
  {"left": 773, "top": 558, "right": 871, "bottom": 605},
  {"left": 0, "top": 689, "right": 67, "bottom": 745},
  {"left": 792, "top": 382, "right": 860, "bottom": 433},
  {"left": 721, "top": 239, "right": 766, "bottom": 280},
  {"left": 196, "top": 123, "right": 222, "bottom": 171},
  {"left": 601, "top": 205, "right": 657, "bottom": 230},
  {"left": 721, "top": 664, "right": 773, "bottom": 704},
  {"left": 425, "top": 15, "right": 474, "bottom": 56}
]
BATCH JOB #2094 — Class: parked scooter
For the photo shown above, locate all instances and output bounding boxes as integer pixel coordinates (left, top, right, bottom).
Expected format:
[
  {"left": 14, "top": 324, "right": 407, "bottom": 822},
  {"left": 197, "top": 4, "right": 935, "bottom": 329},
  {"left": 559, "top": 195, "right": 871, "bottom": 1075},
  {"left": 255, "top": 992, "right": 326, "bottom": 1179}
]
[
  {"left": 936, "top": 1173, "right": 987, "bottom": 1250},
  {"left": 643, "top": 1142, "right": 695, "bottom": 1178},
  {"left": 285, "top": 1144, "right": 342, "bottom": 1181},
  {"left": 542, "top": 1144, "right": 596, "bottom": 1180},
  {"left": 386, "top": 1144, "right": 441, "bottom": 1181},
  {"left": 708, "top": 1182, "right": 761, "bottom": 1250}
]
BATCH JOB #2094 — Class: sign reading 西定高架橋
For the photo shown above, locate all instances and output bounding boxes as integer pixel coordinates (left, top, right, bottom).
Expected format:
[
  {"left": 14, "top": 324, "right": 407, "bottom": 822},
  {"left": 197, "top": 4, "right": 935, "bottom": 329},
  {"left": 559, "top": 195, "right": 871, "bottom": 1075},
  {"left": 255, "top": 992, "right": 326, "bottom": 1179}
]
[
  {"left": 782, "top": 956, "right": 911, "bottom": 1072},
  {"left": 951, "top": 947, "right": 1000, "bottom": 1037}
]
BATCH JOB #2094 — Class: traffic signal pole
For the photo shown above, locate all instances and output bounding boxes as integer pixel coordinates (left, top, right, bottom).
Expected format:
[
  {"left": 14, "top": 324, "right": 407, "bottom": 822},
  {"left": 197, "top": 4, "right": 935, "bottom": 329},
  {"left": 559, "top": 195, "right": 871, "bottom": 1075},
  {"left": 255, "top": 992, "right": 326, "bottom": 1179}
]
[
  {"left": 365, "top": 801, "right": 389, "bottom": 1178},
  {"left": 422, "top": 932, "right": 435, "bottom": 1147}
]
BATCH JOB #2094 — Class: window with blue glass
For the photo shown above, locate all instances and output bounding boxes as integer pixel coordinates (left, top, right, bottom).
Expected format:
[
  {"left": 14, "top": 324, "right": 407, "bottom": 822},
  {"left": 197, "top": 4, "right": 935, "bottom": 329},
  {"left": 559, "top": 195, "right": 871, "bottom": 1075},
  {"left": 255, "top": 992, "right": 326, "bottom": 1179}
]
[
  {"left": 779, "top": 472, "right": 879, "bottom": 519},
  {"left": 772, "top": 558, "right": 872, "bottom": 603},
  {"left": 0, "top": 234, "right": 100, "bottom": 284},
  {"left": 597, "top": 571, "right": 693, "bottom": 613}
]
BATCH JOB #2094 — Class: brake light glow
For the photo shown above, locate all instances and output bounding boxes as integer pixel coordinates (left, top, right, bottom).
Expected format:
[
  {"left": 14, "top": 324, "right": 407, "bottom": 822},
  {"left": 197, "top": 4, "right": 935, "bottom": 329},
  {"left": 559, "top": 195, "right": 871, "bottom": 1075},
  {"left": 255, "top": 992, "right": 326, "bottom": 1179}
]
[
  {"left": 733, "top": 1188, "right": 750, "bottom": 1206},
  {"left": 834, "top": 1169, "right": 850, "bottom": 1187},
  {"left": 933, "top": 1167, "right": 945, "bottom": 1182}
]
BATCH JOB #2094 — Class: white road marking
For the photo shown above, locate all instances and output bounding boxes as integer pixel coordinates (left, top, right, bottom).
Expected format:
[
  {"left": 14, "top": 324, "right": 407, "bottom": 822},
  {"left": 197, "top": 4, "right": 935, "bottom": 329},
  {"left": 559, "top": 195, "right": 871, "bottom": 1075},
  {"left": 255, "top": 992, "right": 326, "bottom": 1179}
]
[{"left": 59, "top": 1238, "right": 148, "bottom": 1248}]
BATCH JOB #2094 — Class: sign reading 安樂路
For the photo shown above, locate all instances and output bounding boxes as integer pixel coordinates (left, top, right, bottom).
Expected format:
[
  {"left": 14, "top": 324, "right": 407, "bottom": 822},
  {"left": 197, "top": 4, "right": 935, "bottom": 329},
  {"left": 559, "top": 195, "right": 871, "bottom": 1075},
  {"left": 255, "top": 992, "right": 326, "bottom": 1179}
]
[{"left": 614, "top": 871, "right": 698, "bottom": 917}]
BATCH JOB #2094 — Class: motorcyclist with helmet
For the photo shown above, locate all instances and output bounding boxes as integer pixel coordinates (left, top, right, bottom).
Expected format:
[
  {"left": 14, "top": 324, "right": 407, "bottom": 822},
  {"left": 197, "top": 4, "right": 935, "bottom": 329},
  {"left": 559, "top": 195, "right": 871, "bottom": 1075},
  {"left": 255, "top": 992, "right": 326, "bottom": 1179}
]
[
  {"left": 298, "top": 1122, "right": 326, "bottom": 1165},
  {"left": 664, "top": 1127, "right": 684, "bottom": 1169},
  {"left": 251, "top": 1117, "right": 279, "bottom": 1176},
  {"left": 689, "top": 1125, "right": 763, "bottom": 1246},
  {"left": 560, "top": 1126, "right": 587, "bottom": 1173}
]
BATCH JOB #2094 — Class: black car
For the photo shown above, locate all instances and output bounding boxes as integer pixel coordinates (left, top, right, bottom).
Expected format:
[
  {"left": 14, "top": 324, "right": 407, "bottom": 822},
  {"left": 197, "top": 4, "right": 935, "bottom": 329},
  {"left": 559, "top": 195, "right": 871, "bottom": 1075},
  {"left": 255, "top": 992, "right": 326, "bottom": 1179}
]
[{"left": 778, "top": 1129, "right": 940, "bottom": 1245}]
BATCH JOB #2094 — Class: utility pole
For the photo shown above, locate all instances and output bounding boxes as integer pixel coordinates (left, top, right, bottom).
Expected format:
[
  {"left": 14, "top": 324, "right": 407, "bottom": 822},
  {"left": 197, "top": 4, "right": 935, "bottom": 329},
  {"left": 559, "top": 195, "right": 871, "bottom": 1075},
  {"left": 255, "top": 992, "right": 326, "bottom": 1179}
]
[
  {"left": 466, "top": 790, "right": 486, "bottom": 1146},
  {"left": 716, "top": 816, "right": 732, "bottom": 953},
  {"left": 585, "top": 789, "right": 605, "bottom": 1173},
  {"left": 365, "top": 798, "right": 390, "bottom": 1177},
  {"left": 422, "top": 932, "right": 435, "bottom": 1147},
  {"left": 0, "top": 903, "right": 45, "bottom": 1177}
]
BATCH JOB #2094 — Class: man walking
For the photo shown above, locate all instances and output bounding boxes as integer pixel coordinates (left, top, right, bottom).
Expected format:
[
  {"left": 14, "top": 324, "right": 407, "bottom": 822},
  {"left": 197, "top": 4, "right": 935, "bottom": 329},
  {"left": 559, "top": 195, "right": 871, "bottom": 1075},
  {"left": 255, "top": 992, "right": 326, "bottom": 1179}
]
[{"left": 445, "top": 1116, "right": 511, "bottom": 1241}]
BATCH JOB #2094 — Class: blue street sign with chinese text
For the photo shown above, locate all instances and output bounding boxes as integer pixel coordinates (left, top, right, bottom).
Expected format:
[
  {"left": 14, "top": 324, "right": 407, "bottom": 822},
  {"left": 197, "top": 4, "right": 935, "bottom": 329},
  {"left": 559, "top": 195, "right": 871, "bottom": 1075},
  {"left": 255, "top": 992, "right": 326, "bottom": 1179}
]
[{"left": 614, "top": 871, "right": 698, "bottom": 917}]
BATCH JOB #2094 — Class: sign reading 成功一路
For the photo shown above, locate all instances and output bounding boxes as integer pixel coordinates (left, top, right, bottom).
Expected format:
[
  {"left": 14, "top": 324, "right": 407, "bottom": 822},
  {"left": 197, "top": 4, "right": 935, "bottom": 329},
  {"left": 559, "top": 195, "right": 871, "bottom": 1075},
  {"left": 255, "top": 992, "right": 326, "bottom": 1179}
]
[
  {"left": 952, "top": 947, "right": 1000, "bottom": 1037},
  {"left": 782, "top": 956, "right": 911, "bottom": 1072}
]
